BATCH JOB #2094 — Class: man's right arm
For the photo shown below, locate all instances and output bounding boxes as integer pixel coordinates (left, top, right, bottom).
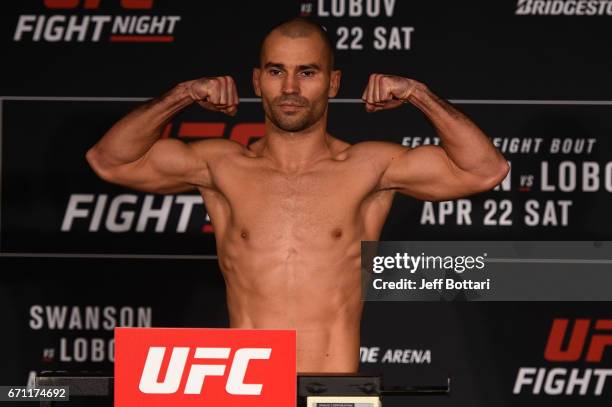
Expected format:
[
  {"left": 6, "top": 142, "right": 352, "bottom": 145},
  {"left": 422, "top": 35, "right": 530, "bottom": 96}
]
[{"left": 85, "top": 76, "right": 239, "bottom": 194}]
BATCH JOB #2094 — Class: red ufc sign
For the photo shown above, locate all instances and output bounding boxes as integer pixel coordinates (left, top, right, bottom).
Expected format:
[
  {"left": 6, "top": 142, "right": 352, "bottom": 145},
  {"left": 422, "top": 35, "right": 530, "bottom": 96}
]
[
  {"left": 44, "top": 0, "right": 153, "bottom": 9},
  {"left": 544, "top": 318, "right": 612, "bottom": 362},
  {"left": 115, "top": 328, "right": 296, "bottom": 407},
  {"left": 161, "top": 122, "right": 265, "bottom": 146}
]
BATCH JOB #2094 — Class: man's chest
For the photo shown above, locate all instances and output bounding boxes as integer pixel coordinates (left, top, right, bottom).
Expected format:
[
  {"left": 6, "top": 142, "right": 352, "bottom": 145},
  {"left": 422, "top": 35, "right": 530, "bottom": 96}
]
[
  {"left": 229, "top": 168, "right": 366, "bottom": 214},
  {"left": 204, "top": 158, "right": 388, "bottom": 235}
]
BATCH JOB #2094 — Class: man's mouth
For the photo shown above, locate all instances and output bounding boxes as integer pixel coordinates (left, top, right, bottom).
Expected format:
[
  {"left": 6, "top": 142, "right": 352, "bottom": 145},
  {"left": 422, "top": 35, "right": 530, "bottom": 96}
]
[{"left": 278, "top": 103, "right": 305, "bottom": 112}]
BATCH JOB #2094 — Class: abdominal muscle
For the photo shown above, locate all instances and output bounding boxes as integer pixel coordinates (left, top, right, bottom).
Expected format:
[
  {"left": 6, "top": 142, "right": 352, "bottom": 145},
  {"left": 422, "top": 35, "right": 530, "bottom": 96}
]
[{"left": 218, "top": 230, "right": 364, "bottom": 373}]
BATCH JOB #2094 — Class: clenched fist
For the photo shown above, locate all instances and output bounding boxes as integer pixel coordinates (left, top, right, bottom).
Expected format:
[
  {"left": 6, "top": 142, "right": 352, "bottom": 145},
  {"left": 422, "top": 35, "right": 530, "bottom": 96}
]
[
  {"left": 361, "top": 74, "right": 420, "bottom": 112},
  {"left": 188, "top": 76, "right": 239, "bottom": 116}
]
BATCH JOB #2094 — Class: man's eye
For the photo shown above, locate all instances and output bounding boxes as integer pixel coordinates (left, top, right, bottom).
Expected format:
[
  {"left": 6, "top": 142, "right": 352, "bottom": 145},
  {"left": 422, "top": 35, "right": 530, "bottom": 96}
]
[
  {"left": 269, "top": 69, "right": 282, "bottom": 76},
  {"left": 301, "top": 70, "right": 315, "bottom": 77}
]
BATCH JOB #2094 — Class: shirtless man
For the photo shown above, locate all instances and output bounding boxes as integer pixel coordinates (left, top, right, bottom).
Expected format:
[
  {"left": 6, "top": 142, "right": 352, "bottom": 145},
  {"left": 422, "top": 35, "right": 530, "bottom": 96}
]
[{"left": 86, "top": 18, "right": 509, "bottom": 373}]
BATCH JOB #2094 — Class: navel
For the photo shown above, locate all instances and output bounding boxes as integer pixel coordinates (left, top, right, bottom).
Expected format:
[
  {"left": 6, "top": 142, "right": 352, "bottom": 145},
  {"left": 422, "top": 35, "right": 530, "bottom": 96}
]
[{"left": 332, "top": 228, "right": 343, "bottom": 239}]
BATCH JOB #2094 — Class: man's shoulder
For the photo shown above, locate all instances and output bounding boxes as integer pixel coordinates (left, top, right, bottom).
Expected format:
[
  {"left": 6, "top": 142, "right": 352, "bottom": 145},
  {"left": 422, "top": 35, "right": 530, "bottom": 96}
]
[
  {"left": 347, "top": 140, "right": 409, "bottom": 159},
  {"left": 338, "top": 141, "right": 410, "bottom": 177},
  {"left": 189, "top": 138, "right": 246, "bottom": 158}
]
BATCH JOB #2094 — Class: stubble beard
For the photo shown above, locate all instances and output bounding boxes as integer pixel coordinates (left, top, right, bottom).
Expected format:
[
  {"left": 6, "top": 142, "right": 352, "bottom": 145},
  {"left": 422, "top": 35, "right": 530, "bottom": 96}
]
[{"left": 264, "top": 95, "right": 323, "bottom": 133}]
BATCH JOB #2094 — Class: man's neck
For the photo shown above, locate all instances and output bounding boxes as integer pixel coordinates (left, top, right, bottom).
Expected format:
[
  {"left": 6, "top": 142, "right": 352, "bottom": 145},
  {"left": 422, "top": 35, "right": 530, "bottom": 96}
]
[{"left": 261, "top": 119, "right": 332, "bottom": 173}]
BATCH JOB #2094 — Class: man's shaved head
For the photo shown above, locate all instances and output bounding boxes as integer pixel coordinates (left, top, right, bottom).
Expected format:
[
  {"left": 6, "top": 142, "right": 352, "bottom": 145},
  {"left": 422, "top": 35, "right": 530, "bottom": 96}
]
[
  {"left": 253, "top": 17, "right": 341, "bottom": 133},
  {"left": 259, "top": 17, "right": 335, "bottom": 71}
]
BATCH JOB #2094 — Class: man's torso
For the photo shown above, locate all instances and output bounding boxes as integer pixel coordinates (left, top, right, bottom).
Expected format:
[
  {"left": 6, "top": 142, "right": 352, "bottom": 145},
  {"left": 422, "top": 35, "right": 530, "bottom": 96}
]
[{"left": 196, "top": 136, "right": 397, "bottom": 372}]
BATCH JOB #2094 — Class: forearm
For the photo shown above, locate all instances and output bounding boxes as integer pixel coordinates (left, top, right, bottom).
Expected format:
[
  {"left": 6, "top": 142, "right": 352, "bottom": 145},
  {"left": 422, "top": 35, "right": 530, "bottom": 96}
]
[
  {"left": 87, "top": 81, "right": 194, "bottom": 167},
  {"left": 407, "top": 84, "right": 507, "bottom": 177}
]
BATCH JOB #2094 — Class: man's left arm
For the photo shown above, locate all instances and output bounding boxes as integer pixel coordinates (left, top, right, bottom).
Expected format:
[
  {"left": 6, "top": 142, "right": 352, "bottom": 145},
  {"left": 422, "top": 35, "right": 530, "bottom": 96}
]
[{"left": 362, "top": 74, "right": 509, "bottom": 201}]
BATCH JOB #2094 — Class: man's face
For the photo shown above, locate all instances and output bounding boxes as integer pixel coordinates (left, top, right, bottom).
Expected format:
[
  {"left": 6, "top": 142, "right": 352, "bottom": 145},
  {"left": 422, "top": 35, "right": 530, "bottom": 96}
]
[{"left": 253, "top": 32, "right": 340, "bottom": 133}]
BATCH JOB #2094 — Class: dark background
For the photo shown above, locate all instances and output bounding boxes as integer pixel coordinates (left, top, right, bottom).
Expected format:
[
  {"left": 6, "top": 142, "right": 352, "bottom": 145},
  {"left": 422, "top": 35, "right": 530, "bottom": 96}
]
[{"left": 1, "top": 1, "right": 611, "bottom": 406}]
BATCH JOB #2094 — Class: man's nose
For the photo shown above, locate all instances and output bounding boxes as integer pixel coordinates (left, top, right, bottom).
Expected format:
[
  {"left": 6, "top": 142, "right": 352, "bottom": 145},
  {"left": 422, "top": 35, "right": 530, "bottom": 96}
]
[{"left": 281, "top": 74, "right": 299, "bottom": 94}]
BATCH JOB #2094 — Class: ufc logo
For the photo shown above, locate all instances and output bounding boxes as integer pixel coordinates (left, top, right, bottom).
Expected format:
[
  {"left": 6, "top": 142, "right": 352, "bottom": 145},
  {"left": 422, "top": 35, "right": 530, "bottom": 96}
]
[
  {"left": 163, "top": 122, "right": 265, "bottom": 146},
  {"left": 115, "top": 328, "right": 294, "bottom": 407},
  {"left": 44, "top": 0, "right": 153, "bottom": 9},
  {"left": 544, "top": 318, "right": 612, "bottom": 362},
  {"left": 139, "top": 347, "right": 271, "bottom": 395}
]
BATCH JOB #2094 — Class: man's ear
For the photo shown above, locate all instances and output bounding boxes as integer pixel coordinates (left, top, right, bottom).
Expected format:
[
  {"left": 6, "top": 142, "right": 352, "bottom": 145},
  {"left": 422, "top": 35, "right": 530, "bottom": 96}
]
[
  {"left": 328, "top": 69, "right": 341, "bottom": 98},
  {"left": 252, "top": 68, "right": 261, "bottom": 97}
]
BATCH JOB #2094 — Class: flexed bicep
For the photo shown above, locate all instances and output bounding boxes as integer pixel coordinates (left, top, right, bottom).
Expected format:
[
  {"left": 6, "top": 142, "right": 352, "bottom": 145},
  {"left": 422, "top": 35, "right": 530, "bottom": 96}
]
[
  {"left": 87, "top": 138, "right": 213, "bottom": 194},
  {"left": 86, "top": 75, "right": 242, "bottom": 195},
  {"left": 380, "top": 145, "right": 499, "bottom": 201}
]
